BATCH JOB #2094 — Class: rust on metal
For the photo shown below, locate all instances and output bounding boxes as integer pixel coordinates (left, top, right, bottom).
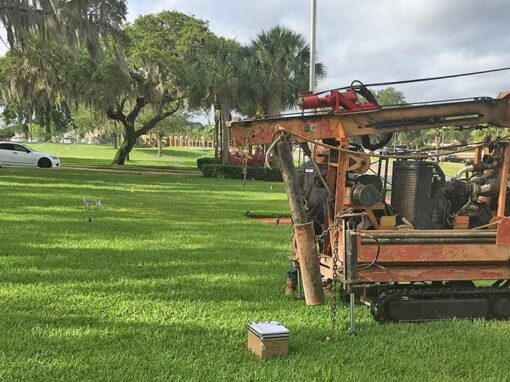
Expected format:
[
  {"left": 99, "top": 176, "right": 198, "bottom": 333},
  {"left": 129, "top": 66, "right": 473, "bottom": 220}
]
[
  {"left": 357, "top": 266, "right": 510, "bottom": 283},
  {"left": 230, "top": 94, "right": 510, "bottom": 146}
]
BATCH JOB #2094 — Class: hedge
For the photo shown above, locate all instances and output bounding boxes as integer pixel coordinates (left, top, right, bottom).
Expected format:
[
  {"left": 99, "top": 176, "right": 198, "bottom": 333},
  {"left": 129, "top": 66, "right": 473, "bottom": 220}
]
[
  {"left": 196, "top": 157, "right": 221, "bottom": 170},
  {"left": 201, "top": 164, "right": 282, "bottom": 181}
]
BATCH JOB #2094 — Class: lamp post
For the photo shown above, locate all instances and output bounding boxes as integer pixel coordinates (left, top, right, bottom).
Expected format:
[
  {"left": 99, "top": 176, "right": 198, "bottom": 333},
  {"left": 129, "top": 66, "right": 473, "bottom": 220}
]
[{"left": 309, "top": 0, "right": 317, "bottom": 93}]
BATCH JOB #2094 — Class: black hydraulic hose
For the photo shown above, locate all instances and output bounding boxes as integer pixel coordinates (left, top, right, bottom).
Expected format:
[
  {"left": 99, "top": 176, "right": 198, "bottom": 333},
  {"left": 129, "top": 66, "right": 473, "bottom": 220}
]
[{"left": 315, "top": 66, "right": 510, "bottom": 95}]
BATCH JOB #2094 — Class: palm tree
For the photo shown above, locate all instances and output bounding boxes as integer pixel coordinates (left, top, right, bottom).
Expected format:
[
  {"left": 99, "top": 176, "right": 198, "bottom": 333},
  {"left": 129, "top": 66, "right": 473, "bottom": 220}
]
[
  {"left": 187, "top": 37, "right": 242, "bottom": 163},
  {"left": 241, "top": 26, "right": 326, "bottom": 117}
]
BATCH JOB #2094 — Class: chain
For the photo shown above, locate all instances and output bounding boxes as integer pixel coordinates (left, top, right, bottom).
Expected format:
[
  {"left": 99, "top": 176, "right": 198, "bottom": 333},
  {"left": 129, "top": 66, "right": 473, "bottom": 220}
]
[
  {"left": 317, "top": 209, "right": 367, "bottom": 241},
  {"left": 331, "top": 240, "right": 339, "bottom": 330}
]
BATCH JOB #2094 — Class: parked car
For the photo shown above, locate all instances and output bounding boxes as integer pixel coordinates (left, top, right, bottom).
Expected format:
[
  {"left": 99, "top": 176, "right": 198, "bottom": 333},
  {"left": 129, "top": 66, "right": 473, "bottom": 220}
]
[
  {"left": 27, "top": 137, "right": 44, "bottom": 143},
  {"left": 377, "top": 146, "right": 407, "bottom": 155},
  {"left": 0, "top": 142, "right": 60, "bottom": 168},
  {"left": 61, "top": 136, "right": 76, "bottom": 144},
  {"left": 443, "top": 155, "right": 465, "bottom": 163},
  {"left": 10, "top": 136, "right": 26, "bottom": 143}
]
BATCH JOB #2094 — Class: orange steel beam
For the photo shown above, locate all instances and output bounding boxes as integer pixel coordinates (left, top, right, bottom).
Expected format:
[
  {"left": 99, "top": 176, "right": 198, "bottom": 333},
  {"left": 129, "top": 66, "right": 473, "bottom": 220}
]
[
  {"left": 319, "top": 256, "right": 510, "bottom": 282},
  {"left": 230, "top": 92, "right": 510, "bottom": 146},
  {"left": 356, "top": 266, "right": 510, "bottom": 283},
  {"left": 358, "top": 244, "right": 510, "bottom": 263}
]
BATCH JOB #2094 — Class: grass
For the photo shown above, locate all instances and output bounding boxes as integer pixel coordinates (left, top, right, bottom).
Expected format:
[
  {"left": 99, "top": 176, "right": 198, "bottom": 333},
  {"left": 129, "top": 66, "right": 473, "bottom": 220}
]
[
  {"left": 25, "top": 142, "right": 212, "bottom": 170},
  {"left": 440, "top": 161, "right": 465, "bottom": 177},
  {"left": 1, "top": 167, "right": 510, "bottom": 381},
  {"left": 24, "top": 142, "right": 465, "bottom": 177}
]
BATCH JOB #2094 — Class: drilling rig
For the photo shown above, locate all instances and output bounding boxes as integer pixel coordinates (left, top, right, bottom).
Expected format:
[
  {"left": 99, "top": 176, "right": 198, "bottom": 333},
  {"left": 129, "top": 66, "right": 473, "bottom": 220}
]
[{"left": 230, "top": 83, "right": 510, "bottom": 325}]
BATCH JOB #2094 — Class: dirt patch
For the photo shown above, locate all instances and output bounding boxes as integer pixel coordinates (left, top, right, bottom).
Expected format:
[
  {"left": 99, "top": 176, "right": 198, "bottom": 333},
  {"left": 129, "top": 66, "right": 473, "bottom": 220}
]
[{"left": 250, "top": 217, "right": 292, "bottom": 225}]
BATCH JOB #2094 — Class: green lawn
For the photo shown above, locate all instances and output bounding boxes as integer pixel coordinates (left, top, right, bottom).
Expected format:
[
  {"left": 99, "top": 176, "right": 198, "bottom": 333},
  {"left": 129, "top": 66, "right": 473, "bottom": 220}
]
[
  {"left": 1, "top": 167, "right": 509, "bottom": 381},
  {"left": 26, "top": 142, "right": 212, "bottom": 170}
]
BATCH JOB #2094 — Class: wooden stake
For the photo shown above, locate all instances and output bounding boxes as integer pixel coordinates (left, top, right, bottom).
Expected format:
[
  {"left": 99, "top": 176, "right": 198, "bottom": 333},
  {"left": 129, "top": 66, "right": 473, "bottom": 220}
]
[{"left": 276, "top": 138, "right": 324, "bottom": 306}]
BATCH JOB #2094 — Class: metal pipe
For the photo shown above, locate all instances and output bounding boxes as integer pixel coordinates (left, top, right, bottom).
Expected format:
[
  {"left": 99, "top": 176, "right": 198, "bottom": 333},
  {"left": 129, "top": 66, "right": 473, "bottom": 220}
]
[
  {"left": 361, "top": 238, "right": 496, "bottom": 245},
  {"left": 384, "top": 158, "right": 390, "bottom": 197},
  {"left": 349, "top": 292, "right": 356, "bottom": 335},
  {"left": 358, "top": 230, "right": 496, "bottom": 238},
  {"left": 456, "top": 164, "right": 474, "bottom": 179},
  {"left": 309, "top": 0, "right": 317, "bottom": 93},
  {"left": 345, "top": 230, "right": 358, "bottom": 282}
]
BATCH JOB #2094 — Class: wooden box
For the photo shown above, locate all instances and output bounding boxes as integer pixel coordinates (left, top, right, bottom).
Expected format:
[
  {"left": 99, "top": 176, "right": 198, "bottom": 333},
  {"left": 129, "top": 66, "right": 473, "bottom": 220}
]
[{"left": 247, "top": 322, "right": 290, "bottom": 359}]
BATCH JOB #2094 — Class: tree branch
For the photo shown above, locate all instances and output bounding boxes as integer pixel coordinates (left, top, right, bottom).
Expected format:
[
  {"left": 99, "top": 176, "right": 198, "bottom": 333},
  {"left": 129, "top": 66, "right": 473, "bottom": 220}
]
[
  {"left": 0, "top": 5, "right": 55, "bottom": 16},
  {"left": 135, "top": 106, "right": 180, "bottom": 137},
  {"left": 119, "top": 97, "right": 127, "bottom": 113},
  {"left": 106, "top": 104, "right": 128, "bottom": 126},
  {"left": 126, "top": 97, "right": 146, "bottom": 125}
]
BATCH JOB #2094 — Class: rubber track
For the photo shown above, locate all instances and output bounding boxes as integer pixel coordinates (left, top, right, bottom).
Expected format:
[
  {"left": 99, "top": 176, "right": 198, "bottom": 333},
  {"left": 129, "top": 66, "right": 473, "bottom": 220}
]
[{"left": 370, "top": 286, "right": 510, "bottom": 322}]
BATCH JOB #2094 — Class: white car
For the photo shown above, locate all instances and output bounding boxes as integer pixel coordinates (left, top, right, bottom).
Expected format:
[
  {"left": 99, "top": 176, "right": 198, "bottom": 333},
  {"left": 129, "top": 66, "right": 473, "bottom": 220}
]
[{"left": 0, "top": 142, "right": 60, "bottom": 168}]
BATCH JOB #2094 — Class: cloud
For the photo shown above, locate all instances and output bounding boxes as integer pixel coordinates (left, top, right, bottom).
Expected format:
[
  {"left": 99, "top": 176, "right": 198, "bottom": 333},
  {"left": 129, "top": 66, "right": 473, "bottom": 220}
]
[
  {"left": 1, "top": 1, "right": 507, "bottom": 105},
  {"left": 128, "top": 0, "right": 510, "bottom": 103}
]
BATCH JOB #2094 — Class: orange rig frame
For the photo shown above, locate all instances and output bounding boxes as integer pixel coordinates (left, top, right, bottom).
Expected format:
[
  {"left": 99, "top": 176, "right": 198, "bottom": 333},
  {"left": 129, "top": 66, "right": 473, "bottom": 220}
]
[{"left": 230, "top": 92, "right": 510, "bottom": 326}]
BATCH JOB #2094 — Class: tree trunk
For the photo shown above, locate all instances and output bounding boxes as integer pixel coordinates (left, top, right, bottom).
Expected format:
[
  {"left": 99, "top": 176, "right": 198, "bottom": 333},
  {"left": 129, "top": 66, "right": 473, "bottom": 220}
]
[
  {"left": 221, "top": 108, "right": 231, "bottom": 165},
  {"left": 106, "top": 101, "right": 179, "bottom": 165},
  {"left": 112, "top": 133, "right": 118, "bottom": 149},
  {"left": 267, "top": 90, "right": 283, "bottom": 116},
  {"left": 214, "top": 107, "right": 220, "bottom": 159},
  {"left": 157, "top": 135, "right": 163, "bottom": 157},
  {"left": 23, "top": 124, "right": 29, "bottom": 140},
  {"left": 112, "top": 132, "right": 136, "bottom": 165},
  {"left": 265, "top": 95, "right": 283, "bottom": 166},
  {"left": 43, "top": 108, "right": 51, "bottom": 141}
]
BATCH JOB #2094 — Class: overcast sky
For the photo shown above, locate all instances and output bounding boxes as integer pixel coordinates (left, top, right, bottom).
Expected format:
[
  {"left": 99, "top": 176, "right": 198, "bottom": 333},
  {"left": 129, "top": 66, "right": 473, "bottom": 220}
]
[
  {"left": 129, "top": 0, "right": 510, "bottom": 103},
  {"left": 1, "top": 1, "right": 508, "bottom": 105}
]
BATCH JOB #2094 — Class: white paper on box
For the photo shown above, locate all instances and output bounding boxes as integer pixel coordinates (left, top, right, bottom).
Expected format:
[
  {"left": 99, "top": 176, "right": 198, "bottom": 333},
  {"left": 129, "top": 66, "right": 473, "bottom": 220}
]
[{"left": 247, "top": 321, "right": 290, "bottom": 340}]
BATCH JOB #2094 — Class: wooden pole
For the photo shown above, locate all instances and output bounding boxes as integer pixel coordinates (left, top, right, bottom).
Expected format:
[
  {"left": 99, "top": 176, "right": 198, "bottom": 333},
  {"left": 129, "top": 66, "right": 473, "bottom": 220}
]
[{"left": 276, "top": 138, "right": 324, "bottom": 305}]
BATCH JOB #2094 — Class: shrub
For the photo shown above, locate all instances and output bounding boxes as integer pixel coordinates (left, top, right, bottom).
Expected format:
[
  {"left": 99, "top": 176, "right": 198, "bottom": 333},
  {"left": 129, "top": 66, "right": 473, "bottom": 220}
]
[
  {"left": 196, "top": 157, "right": 221, "bottom": 170},
  {"left": 0, "top": 128, "right": 15, "bottom": 140},
  {"left": 200, "top": 164, "right": 218, "bottom": 178},
  {"left": 200, "top": 164, "right": 282, "bottom": 181},
  {"left": 264, "top": 167, "right": 283, "bottom": 181}
]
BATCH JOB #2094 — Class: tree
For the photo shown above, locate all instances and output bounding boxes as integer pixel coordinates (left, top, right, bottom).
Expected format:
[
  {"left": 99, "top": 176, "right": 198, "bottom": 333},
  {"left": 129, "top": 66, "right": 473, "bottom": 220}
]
[
  {"left": 373, "top": 87, "right": 426, "bottom": 149},
  {"left": 187, "top": 37, "right": 242, "bottom": 163},
  {"left": 374, "top": 87, "right": 405, "bottom": 106},
  {"left": 0, "top": 1, "right": 127, "bottom": 134},
  {"left": 0, "top": 0, "right": 127, "bottom": 55},
  {"left": 469, "top": 126, "right": 510, "bottom": 142},
  {"left": 1, "top": 101, "right": 30, "bottom": 138},
  {"left": 149, "top": 111, "right": 190, "bottom": 157},
  {"left": 0, "top": 8, "right": 212, "bottom": 164},
  {"left": 70, "top": 106, "right": 122, "bottom": 147},
  {"left": 100, "top": 11, "right": 212, "bottom": 164},
  {"left": 0, "top": 126, "right": 14, "bottom": 140},
  {"left": 241, "top": 26, "right": 326, "bottom": 116}
]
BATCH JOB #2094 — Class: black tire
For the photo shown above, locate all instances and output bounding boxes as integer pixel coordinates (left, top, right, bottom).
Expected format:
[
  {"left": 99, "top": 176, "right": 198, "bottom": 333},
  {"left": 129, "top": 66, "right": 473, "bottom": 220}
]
[{"left": 38, "top": 157, "right": 52, "bottom": 168}]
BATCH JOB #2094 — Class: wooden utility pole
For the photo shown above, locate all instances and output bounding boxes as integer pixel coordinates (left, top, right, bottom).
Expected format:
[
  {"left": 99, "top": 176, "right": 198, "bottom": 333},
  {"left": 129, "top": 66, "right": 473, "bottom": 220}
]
[{"left": 276, "top": 138, "right": 324, "bottom": 305}]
